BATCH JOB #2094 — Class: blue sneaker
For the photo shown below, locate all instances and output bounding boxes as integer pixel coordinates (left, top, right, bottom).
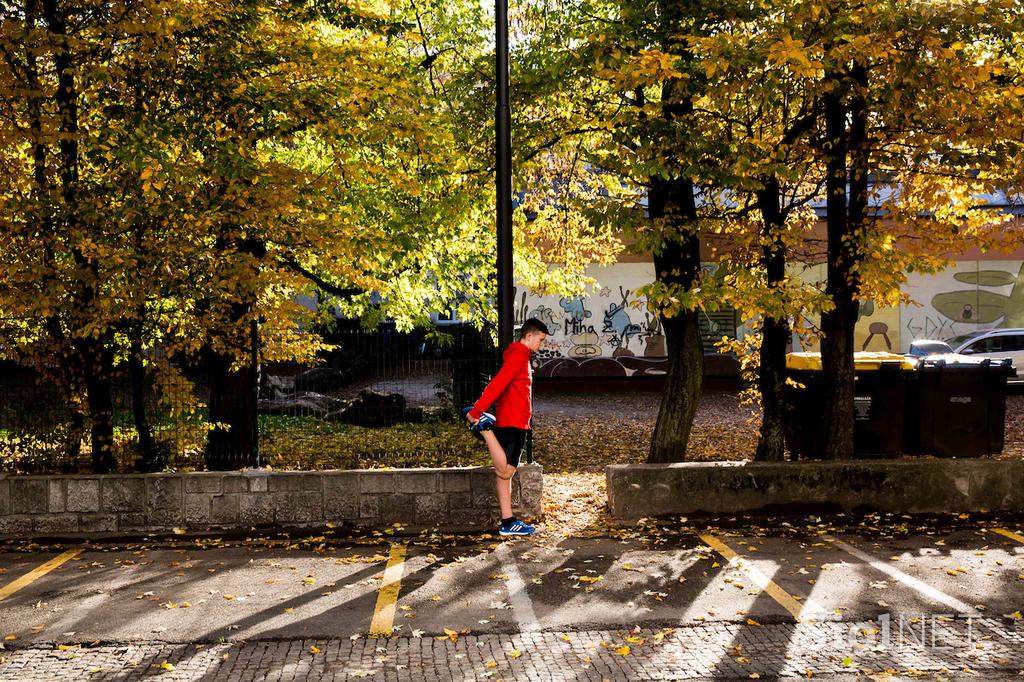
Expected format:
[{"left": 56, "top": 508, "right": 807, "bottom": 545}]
[
  {"left": 461, "top": 406, "right": 495, "bottom": 433},
  {"left": 499, "top": 518, "right": 535, "bottom": 536}
]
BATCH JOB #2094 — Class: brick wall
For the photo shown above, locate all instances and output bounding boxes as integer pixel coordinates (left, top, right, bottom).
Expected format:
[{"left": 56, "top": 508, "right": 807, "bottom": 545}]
[{"left": 0, "top": 465, "right": 542, "bottom": 537}]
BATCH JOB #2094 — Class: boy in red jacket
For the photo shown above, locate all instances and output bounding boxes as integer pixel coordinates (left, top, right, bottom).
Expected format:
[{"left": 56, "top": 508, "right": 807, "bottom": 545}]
[{"left": 464, "top": 318, "right": 548, "bottom": 536}]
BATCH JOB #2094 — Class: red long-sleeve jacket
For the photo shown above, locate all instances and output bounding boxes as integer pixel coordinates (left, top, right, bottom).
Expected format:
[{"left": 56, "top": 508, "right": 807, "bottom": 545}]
[{"left": 468, "top": 342, "right": 533, "bottom": 429}]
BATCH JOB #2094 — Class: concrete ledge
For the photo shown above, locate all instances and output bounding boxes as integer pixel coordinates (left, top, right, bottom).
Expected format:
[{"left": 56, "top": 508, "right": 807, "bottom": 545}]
[
  {"left": 0, "top": 465, "right": 542, "bottom": 538},
  {"left": 606, "top": 460, "right": 1024, "bottom": 521}
]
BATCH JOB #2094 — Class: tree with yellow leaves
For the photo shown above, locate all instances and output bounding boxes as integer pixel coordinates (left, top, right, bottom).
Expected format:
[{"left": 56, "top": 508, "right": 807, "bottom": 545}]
[
  {"left": 0, "top": 0, "right": 623, "bottom": 471},
  {"left": 694, "top": 0, "right": 1022, "bottom": 460},
  {"left": 517, "top": 0, "right": 1023, "bottom": 462}
]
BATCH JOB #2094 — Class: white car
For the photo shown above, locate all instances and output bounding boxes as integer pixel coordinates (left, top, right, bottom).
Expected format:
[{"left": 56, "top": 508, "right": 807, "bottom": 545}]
[
  {"left": 906, "top": 339, "right": 954, "bottom": 357},
  {"left": 952, "top": 328, "right": 1024, "bottom": 384}
]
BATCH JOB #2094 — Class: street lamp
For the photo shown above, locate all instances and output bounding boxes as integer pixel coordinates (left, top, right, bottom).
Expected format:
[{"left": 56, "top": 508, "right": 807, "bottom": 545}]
[{"left": 495, "top": 0, "right": 514, "bottom": 351}]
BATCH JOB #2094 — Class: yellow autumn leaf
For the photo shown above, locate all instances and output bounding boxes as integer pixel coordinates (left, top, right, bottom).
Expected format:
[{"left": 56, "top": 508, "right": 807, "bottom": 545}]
[
  {"left": 615, "top": 645, "right": 630, "bottom": 656},
  {"left": 309, "top": 645, "right": 320, "bottom": 654}
]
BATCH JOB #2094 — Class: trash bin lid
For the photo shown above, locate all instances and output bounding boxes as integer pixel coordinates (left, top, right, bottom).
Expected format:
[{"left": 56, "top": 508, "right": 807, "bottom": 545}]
[
  {"left": 919, "top": 353, "right": 993, "bottom": 366},
  {"left": 916, "top": 353, "right": 1016, "bottom": 374},
  {"left": 786, "top": 351, "right": 917, "bottom": 371}
]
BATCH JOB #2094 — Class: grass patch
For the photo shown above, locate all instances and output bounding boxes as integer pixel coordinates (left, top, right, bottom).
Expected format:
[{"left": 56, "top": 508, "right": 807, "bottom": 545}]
[
  {"left": 258, "top": 415, "right": 483, "bottom": 470},
  {"left": 3, "top": 413, "right": 492, "bottom": 474}
]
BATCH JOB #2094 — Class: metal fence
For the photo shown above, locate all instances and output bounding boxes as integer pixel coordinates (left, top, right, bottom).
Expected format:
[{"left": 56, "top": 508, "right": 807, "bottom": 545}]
[{"left": 0, "top": 322, "right": 495, "bottom": 475}]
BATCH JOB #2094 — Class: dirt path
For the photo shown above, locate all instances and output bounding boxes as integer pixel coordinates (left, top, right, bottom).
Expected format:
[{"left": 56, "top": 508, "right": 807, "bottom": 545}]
[
  {"left": 532, "top": 390, "right": 1024, "bottom": 468},
  {"left": 532, "top": 390, "right": 761, "bottom": 472}
]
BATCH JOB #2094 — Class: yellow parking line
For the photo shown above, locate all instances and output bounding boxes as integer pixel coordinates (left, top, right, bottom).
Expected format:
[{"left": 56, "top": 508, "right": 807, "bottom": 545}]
[
  {"left": 0, "top": 549, "right": 82, "bottom": 602},
  {"left": 369, "top": 543, "right": 407, "bottom": 637},
  {"left": 990, "top": 528, "right": 1024, "bottom": 545},
  {"left": 699, "top": 534, "right": 824, "bottom": 622}
]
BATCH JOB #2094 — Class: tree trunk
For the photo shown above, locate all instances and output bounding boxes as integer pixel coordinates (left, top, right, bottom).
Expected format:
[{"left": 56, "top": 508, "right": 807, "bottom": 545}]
[
  {"left": 820, "top": 65, "right": 862, "bottom": 460},
  {"left": 129, "top": 334, "right": 161, "bottom": 472},
  {"left": 78, "top": 339, "right": 117, "bottom": 473},
  {"left": 45, "top": 0, "right": 117, "bottom": 472},
  {"left": 754, "top": 178, "right": 789, "bottom": 461},
  {"left": 649, "top": 297, "right": 704, "bottom": 463},
  {"left": 647, "top": 177, "right": 704, "bottom": 463},
  {"left": 645, "top": 0, "right": 704, "bottom": 463},
  {"left": 204, "top": 321, "right": 260, "bottom": 470}
]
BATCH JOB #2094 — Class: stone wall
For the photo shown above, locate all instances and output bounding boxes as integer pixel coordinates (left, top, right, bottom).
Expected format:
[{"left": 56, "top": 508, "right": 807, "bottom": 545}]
[
  {"left": 0, "top": 465, "right": 542, "bottom": 537},
  {"left": 607, "top": 460, "right": 1024, "bottom": 521}
]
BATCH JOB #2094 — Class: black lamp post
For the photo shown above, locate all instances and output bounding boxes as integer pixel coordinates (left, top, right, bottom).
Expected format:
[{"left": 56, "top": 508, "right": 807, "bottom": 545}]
[{"left": 495, "top": 0, "right": 514, "bottom": 350}]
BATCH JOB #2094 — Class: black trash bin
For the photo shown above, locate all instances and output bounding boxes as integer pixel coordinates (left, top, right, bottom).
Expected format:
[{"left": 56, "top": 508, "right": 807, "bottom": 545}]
[
  {"left": 784, "top": 352, "right": 916, "bottom": 459},
  {"left": 910, "top": 357, "right": 1014, "bottom": 458},
  {"left": 850, "top": 363, "right": 914, "bottom": 456},
  {"left": 783, "top": 366, "right": 824, "bottom": 459}
]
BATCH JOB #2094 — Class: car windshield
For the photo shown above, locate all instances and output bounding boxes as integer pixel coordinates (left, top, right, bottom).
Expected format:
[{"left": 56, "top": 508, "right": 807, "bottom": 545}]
[
  {"left": 947, "top": 332, "right": 985, "bottom": 348},
  {"left": 908, "top": 341, "right": 953, "bottom": 356}
]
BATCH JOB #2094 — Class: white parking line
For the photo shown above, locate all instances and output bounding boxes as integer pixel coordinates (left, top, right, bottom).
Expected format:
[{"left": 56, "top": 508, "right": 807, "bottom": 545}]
[
  {"left": 494, "top": 542, "right": 541, "bottom": 632},
  {"left": 823, "top": 536, "right": 982, "bottom": 617}
]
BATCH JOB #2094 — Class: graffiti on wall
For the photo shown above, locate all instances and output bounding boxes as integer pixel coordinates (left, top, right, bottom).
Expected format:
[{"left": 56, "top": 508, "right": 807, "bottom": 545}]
[
  {"left": 792, "top": 263, "right": 906, "bottom": 353},
  {"left": 793, "top": 260, "right": 1024, "bottom": 353},
  {"left": 901, "top": 261, "right": 1024, "bottom": 349},
  {"left": 930, "top": 262, "right": 1024, "bottom": 328},
  {"left": 856, "top": 301, "right": 901, "bottom": 352},
  {"left": 515, "top": 259, "right": 1024, "bottom": 376},
  {"left": 516, "top": 263, "right": 746, "bottom": 377},
  {"left": 516, "top": 264, "right": 670, "bottom": 377}
]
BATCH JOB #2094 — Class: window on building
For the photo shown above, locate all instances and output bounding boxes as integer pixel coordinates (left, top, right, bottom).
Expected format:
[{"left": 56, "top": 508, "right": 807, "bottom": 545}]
[{"left": 698, "top": 309, "right": 740, "bottom": 353}]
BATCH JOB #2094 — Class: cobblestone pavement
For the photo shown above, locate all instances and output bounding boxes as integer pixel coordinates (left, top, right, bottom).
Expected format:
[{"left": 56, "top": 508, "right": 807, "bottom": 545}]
[
  {"left": 2, "top": 618, "right": 1024, "bottom": 681},
  {"left": 6, "top": 614, "right": 1024, "bottom": 679}
]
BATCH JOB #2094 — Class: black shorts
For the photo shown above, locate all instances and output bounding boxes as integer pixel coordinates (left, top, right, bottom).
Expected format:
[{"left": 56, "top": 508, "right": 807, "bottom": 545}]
[{"left": 492, "top": 426, "right": 528, "bottom": 468}]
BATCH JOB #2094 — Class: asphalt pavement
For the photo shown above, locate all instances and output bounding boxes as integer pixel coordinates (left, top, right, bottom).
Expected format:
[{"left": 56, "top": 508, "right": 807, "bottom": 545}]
[{"left": 1, "top": 515, "right": 1023, "bottom": 680}]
